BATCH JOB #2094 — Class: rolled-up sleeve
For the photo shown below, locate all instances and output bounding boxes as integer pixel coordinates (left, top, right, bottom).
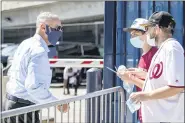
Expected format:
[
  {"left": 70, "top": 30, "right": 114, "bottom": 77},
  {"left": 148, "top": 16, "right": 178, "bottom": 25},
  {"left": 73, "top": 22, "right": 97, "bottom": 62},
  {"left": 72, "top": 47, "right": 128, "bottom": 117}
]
[{"left": 25, "top": 51, "right": 57, "bottom": 104}]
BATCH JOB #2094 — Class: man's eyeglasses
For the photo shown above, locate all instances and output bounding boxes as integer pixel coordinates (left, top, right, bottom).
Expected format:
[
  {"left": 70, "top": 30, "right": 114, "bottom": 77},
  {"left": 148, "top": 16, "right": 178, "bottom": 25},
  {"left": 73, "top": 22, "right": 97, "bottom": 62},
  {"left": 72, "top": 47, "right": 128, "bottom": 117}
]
[
  {"left": 45, "top": 24, "right": 63, "bottom": 32},
  {"left": 50, "top": 26, "right": 63, "bottom": 32}
]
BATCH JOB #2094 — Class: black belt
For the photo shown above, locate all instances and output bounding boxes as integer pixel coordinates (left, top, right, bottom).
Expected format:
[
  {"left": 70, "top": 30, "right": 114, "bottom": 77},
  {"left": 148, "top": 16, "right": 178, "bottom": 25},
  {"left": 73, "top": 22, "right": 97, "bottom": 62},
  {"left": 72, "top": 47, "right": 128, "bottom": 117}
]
[{"left": 6, "top": 93, "right": 34, "bottom": 105}]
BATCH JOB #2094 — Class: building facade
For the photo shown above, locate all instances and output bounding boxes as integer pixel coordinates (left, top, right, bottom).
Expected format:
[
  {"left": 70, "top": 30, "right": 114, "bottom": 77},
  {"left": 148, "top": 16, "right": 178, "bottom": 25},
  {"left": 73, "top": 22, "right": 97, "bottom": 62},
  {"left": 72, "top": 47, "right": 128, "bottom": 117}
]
[{"left": 2, "top": 1, "right": 104, "bottom": 46}]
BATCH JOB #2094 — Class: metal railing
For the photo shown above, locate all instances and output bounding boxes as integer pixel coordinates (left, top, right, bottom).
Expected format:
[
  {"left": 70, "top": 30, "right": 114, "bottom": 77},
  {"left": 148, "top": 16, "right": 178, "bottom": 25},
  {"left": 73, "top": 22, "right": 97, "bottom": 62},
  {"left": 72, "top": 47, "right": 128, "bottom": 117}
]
[
  {"left": 1, "top": 86, "right": 125, "bottom": 123},
  {"left": 1, "top": 63, "right": 3, "bottom": 79}
]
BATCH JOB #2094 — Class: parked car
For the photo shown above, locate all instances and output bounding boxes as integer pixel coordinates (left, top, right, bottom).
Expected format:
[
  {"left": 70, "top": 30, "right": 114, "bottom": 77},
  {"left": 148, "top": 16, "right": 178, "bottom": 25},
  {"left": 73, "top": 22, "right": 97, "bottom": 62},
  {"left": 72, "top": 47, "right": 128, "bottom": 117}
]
[
  {"left": 1, "top": 44, "right": 19, "bottom": 68},
  {"left": 1, "top": 43, "right": 14, "bottom": 50},
  {"left": 50, "top": 41, "right": 103, "bottom": 85}
]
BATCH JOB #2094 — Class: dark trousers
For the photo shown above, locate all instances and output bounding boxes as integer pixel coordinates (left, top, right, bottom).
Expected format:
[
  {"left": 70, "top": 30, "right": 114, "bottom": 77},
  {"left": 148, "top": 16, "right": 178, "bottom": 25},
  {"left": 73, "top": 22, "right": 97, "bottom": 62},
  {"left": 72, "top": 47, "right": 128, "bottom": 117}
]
[
  {"left": 64, "top": 76, "right": 80, "bottom": 95},
  {"left": 4, "top": 98, "right": 40, "bottom": 123},
  {"left": 74, "top": 76, "right": 80, "bottom": 94},
  {"left": 64, "top": 79, "right": 70, "bottom": 94}
]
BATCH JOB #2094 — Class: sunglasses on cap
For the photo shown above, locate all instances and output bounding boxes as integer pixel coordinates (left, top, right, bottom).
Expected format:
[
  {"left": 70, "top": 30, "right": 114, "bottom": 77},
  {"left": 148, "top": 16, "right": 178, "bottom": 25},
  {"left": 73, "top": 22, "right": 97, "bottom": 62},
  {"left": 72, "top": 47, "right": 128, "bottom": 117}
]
[{"left": 130, "top": 29, "right": 145, "bottom": 37}]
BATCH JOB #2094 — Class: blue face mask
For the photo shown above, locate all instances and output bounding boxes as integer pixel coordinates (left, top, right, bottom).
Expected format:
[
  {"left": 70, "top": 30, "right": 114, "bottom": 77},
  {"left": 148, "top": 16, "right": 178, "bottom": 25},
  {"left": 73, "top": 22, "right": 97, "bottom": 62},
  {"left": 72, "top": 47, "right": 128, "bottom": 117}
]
[
  {"left": 130, "top": 36, "right": 144, "bottom": 48},
  {"left": 45, "top": 25, "right": 62, "bottom": 46}
]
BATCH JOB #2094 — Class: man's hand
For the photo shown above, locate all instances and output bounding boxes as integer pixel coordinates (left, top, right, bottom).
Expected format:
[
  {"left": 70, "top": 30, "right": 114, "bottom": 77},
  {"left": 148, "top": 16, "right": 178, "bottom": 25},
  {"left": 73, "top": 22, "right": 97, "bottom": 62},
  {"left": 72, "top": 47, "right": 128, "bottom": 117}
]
[
  {"left": 57, "top": 104, "right": 70, "bottom": 113},
  {"left": 127, "top": 68, "right": 147, "bottom": 79},
  {"left": 117, "top": 70, "right": 135, "bottom": 83},
  {"left": 129, "top": 92, "right": 150, "bottom": 104},
  {"left": 117, "top": 68, "right": 145, "bottom": 89}
]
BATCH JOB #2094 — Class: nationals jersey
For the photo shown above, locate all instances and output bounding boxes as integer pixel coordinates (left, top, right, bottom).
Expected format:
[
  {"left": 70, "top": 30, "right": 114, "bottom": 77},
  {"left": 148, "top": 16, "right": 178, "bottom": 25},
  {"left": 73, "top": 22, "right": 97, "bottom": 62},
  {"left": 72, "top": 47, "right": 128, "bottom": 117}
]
[
  {"left": 142, "top": 38, "right": 184, "bottom": 122},
  {"left": 137, "top": 47, "right": 158, "bottom": 122}
]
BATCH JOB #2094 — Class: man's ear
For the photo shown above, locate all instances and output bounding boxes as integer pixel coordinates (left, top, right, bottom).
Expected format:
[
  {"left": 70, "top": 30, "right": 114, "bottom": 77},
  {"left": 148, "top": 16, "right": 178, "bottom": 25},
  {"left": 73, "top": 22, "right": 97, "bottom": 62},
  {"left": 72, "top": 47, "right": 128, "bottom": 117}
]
[
  {"left": 40, "top": 23, "right": 46, "bottom": 32},
  {"left": 155, "top": 25, "right": 161, "bottom": 34}
]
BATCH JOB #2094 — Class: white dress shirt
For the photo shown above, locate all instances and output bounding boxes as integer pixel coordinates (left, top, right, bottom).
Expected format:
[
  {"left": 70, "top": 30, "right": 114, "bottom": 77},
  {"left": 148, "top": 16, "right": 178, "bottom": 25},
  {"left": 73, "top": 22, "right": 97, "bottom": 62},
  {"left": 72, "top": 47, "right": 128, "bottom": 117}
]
[
  {"left": 6, "top": 34, "right": 57, "bottom": 104},
  {"left": 63, "top": 67, "right": 81, "bottom": 84}
]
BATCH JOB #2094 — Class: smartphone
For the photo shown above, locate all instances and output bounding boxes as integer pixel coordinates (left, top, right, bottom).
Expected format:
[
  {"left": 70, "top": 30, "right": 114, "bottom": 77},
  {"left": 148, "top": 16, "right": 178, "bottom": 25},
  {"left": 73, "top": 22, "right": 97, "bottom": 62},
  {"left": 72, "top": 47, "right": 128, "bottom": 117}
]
[
  {"left": 115, "top": 66, "right": 118, "bottom": 71},
  {"left": 106, "top": 67, "right": 117, "bottom": 74}
]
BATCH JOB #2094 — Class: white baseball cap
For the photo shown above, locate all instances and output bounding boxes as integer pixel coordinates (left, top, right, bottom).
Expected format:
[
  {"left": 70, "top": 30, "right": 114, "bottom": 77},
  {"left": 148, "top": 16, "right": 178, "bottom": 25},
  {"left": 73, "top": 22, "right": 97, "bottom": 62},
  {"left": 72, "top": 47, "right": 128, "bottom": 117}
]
[{"left": 123, "top": 18, "right": 148, "bottom": 32}]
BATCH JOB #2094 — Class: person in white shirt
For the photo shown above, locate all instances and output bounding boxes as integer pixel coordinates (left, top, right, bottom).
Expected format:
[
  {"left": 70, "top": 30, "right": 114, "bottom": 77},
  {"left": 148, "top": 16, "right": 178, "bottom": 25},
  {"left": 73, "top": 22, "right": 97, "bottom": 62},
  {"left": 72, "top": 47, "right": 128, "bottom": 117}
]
[
  {"left": 63, "top": 67, "right": 81, "bottom": 96},
  {"left": 4, "top": 12, "right": 69, "bottom": 123},
  {"left": 118, "top": 11, "right": 184, "bottom": 122}
]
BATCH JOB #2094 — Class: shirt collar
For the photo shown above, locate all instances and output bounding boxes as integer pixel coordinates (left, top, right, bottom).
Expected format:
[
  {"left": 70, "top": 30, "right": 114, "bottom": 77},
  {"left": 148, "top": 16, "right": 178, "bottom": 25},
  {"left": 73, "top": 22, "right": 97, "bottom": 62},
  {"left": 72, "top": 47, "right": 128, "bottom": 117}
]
[{"left": 33, "top": 34, "right": 49, "bottom": 52}]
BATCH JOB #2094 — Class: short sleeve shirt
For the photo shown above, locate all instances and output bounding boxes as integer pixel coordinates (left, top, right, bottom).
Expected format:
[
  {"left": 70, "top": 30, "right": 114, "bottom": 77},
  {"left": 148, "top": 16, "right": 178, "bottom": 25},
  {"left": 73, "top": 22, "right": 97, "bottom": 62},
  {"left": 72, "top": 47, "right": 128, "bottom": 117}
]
[{"left": 142, "top": 38, "right": 184, "bottom": 122}]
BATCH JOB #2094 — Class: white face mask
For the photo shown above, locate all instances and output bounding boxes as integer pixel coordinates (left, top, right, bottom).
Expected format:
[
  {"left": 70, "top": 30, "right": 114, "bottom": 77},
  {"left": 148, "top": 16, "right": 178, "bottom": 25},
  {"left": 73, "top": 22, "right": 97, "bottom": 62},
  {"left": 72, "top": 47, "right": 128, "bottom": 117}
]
[
  {"left": 130, "top": 36, "right": 144, "bottom": 48},
  {"left": 146, "top": 34, "right": 156, "bottom": 46}
]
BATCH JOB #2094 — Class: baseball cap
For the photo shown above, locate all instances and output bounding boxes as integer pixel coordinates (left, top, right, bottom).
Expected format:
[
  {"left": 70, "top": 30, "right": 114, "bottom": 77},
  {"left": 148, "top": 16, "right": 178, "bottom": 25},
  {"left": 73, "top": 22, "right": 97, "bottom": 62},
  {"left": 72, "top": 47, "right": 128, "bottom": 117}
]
[
  {"left": 140, "top": 11, "right": 176, "bottom": 28},
  {"left": 123, "top": 18, "right": 148, "bottom": 32}
]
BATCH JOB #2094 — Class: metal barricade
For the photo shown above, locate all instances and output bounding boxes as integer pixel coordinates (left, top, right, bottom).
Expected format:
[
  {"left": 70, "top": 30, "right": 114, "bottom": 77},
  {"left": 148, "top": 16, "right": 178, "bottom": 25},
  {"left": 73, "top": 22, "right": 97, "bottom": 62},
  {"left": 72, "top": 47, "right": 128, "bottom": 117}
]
[
  {"left": 0, "top": 63, "right": 3, "bottom": 119},
  {"left": 1, "top": 86, "right": 125, "bottom": 123}
]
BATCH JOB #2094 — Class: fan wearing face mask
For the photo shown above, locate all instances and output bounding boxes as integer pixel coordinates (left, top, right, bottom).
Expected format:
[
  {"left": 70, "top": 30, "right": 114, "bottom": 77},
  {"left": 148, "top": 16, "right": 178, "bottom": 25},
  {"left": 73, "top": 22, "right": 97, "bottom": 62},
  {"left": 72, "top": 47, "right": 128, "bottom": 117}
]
[
  {"left": 123, "top": 18, "right": 158, "bottom": 73},
  {"left": 118, "top": 18, "right": 158, "bottom": 123},
  {"left": 120, "top": 11, "right": 184, "bottom": 122}
]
